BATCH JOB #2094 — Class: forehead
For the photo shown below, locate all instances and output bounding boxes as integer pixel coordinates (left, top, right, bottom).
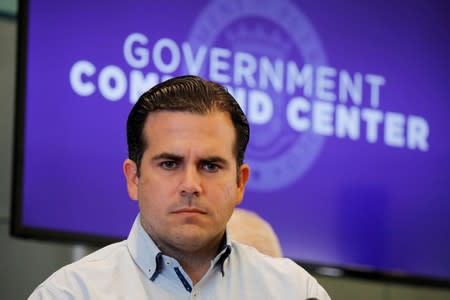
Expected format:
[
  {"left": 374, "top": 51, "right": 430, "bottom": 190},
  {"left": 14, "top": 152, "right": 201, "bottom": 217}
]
[{"left": 142, "top": 110, "right": 236, "bottom": 156}]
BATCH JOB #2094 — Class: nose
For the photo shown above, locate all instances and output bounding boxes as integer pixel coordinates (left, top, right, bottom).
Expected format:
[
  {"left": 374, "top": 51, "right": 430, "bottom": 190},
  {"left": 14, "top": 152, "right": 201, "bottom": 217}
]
[{"left": 179, "top": 165, "right": 202, "bottom": 197}]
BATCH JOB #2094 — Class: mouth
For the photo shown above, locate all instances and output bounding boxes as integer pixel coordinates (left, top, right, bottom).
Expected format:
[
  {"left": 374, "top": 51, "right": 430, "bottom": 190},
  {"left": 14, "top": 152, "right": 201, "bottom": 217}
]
[{"left": 172, "top": 207, "right": 207, "bottom": 215}]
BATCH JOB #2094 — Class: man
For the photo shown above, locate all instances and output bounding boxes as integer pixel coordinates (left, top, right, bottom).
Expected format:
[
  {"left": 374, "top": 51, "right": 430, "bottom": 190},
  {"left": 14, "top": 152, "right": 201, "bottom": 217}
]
[{"left": 29, "top": 76, "right": 331, "bottom": 299}]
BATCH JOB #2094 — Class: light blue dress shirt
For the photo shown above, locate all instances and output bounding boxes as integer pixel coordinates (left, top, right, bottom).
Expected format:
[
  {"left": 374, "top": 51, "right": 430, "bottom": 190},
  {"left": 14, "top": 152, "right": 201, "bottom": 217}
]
[{"left": 29, "top": 214, "right": 331, "bottom": 299}]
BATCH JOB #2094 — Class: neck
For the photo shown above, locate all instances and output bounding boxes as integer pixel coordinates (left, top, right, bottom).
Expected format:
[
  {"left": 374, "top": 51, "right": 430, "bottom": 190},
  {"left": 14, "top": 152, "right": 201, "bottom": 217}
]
[
  {"left": 156, "top": 234, "right": 225, "bottom": 284},
  {"left": 173, "top": 251, "right": 214, "bottom": 284}
]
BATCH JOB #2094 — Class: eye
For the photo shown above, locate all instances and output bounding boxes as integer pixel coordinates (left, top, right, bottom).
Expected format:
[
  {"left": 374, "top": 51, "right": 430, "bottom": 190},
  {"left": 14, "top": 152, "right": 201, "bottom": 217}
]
[
  {"left": 160, "top": 161, "right": 178, "bottom": 170},
  {"left": 202, "top": 161, "right": 220, "bottom": 172}
]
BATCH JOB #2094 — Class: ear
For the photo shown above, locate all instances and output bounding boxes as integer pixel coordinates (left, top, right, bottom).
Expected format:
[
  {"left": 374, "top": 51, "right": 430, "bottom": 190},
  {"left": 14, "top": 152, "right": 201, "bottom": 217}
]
[
  {"left": 123, "top": 159, "right": 139, "bottom": 201},
  {"left": 235, "top": 163, "right": 250, "bottom": 205}
]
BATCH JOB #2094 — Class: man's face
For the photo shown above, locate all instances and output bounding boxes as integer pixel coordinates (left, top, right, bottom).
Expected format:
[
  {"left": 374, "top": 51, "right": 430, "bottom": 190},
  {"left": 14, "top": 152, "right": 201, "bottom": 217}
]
[{"left": 123, "top": 111, "right": 249, "bottom": 254}]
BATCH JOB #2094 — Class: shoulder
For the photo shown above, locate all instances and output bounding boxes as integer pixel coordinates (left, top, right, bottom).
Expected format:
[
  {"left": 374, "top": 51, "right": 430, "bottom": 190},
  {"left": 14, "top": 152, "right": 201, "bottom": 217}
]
[
  {"left": 59, "top": 240, "right": 129, "bottom": 273},
  {"left": 229, "top": 241, "right": 331, "bottom": 299},
  {"left": 29, "top": 241, "right": 130, "bottom": 299}
]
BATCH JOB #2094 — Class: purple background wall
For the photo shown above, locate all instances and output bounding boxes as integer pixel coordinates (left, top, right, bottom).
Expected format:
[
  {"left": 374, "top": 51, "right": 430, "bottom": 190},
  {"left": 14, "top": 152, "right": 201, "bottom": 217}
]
[{"left": 17, "top": 0, "right": 450, "bottom": 280}]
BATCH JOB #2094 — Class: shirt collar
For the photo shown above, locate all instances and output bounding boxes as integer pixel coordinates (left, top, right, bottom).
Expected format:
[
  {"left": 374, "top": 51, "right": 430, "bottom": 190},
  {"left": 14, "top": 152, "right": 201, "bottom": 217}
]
[
  {"left": 127, "top": 214, "right": 233, "bottom": 280},
  {"left": 212, "top": 232, "right": 232, "bottom": 276},
  {"left": 127, "top": 214, "right": 162, "bottom": 280}
]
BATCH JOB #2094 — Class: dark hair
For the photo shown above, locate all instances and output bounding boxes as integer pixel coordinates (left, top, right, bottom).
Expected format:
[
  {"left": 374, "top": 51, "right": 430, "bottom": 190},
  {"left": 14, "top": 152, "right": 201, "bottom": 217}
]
[{"left": 126, "top": 75, "right": 250, "bottom": 175}]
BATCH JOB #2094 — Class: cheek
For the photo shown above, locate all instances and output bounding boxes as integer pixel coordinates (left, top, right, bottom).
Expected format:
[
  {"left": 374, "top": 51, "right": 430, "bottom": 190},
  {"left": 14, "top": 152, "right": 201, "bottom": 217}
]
[
  {"left": 137, "top": 177, "right": 165, "bottom": 209},
  {"left": 221, "top": 182, "right": 239, "bottom": 204},
  {"left": 223, "top": 183, "right": 232, "bottom": 197}
]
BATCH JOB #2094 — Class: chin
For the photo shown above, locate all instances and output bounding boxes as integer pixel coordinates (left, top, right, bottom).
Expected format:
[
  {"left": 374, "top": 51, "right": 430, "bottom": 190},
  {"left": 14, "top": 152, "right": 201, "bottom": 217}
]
[{"left": 173, "top": 232, "right": 215, "bottom": 247}]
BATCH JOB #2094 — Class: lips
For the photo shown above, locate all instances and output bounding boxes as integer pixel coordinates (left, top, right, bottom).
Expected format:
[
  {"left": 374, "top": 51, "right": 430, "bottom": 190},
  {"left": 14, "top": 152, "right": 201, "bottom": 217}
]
[{"left": 172, "top": 207, "right": 206, "bottom": 214}]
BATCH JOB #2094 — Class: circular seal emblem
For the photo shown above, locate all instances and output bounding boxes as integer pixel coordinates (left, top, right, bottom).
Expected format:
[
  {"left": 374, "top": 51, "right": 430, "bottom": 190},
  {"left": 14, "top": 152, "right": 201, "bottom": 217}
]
[{"left": 185, "top": 0, "right": 327, "bottom": 191}]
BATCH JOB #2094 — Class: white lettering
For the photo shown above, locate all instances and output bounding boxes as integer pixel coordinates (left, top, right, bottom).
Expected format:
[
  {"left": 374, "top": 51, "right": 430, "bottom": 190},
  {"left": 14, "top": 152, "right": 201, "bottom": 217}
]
[
  {"left": 248, "top": 90, "right": 273, "bottom": 124},
  {"left": 152, "top": 38, "right": 180, "bottom": 73},
  {"left": 129, "top": 70, "right": 159, "bottom": 104},
  {"left": 316, "top": 66, "right": 337, "bottom": 101},
  {"left": 226, "top": 86, "right": 246, "bottom": 112},
  {"left": 259, "top": 57, "right": 283, "bottom": 93},
  {"left": 312, "top": 101, "right": 334, "bottom": 135},
  {"left": 385, "top": 112, "right": 405, "bottom": 147},
  {"left": 234, "top": 52, "right": 257, "bottom": 87},
  {"left": 287, "top": 97, "right": 310, "bottom": 131},
  {"left": 123, "top": 33, "right": 149, "bottom": 69},
  {"left": 98, "top": 65, "right": 127, "bottom": 101},
  {"left": 365, "top": 74, "right": 385, "bottom": 108},
  {"left": 361, "top": 108, "right": 383, "bottom": 143},
  {"left": 70, "top": 60, "right": 96, "bottom": 96},
  {"left": 286, "top": 62, "right": 313, "bottom": 96},
  {"left": 407, "top": 116, "right": 429, "bottom": 151},
  {"left": 336, "top": 105, "right": 360, "bottom": 140},
  {"left": 210, "top": 47, "right": 231, "bottom": 83},
  {"left": 182, "top": 43, "right": 207, "bottom": 75},
  {"left": 339, "top": 70, "right": 362, "bottom": 106}
]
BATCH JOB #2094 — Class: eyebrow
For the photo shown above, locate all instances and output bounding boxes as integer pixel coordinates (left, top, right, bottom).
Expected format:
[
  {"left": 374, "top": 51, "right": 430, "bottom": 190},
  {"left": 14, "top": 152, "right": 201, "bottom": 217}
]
[
  {"left": 151, "top": 152, "right": 184, "bottom": 162},
  {"left": 199, "top": 156, "right": 229, "bottom": 167}
]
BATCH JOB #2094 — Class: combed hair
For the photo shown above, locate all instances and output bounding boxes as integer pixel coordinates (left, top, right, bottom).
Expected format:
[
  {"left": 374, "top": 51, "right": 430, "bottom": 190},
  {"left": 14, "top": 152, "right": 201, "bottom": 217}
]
[{"left": 126, "top": 75, "right": 249, "bottom": 175}]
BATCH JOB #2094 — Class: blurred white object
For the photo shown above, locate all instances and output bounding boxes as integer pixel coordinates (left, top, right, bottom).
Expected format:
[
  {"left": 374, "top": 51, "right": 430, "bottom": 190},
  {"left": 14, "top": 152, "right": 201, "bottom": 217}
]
[{"left": 228, "top": 208, "right": 283, "bottom": 258}]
